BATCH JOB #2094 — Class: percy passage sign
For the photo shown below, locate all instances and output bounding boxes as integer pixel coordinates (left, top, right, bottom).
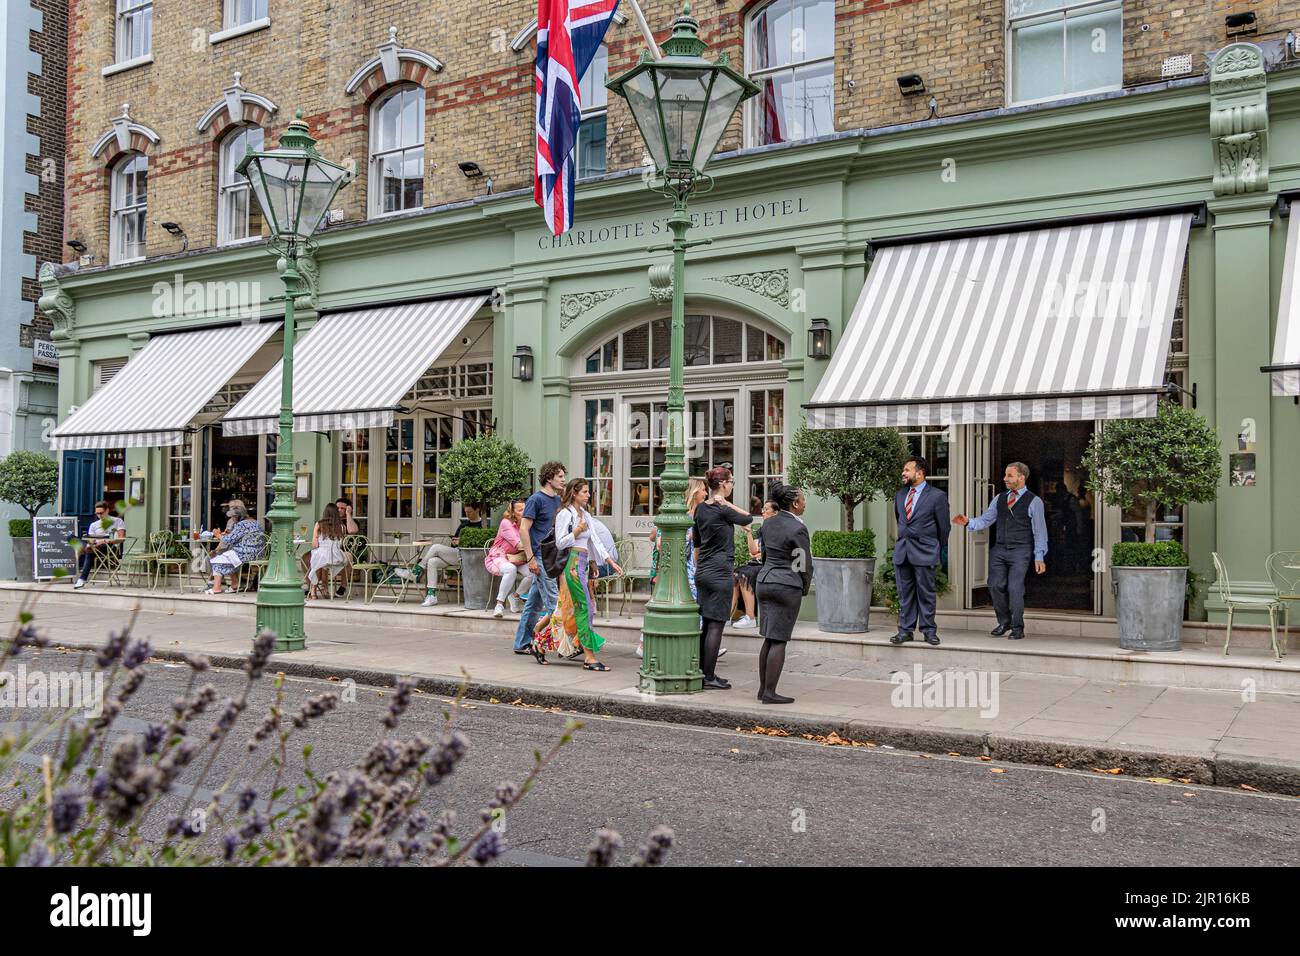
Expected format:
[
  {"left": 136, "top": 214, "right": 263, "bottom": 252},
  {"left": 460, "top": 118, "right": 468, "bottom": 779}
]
[{"left": 33, "top": 516, "right": 79, "bottom": 581}]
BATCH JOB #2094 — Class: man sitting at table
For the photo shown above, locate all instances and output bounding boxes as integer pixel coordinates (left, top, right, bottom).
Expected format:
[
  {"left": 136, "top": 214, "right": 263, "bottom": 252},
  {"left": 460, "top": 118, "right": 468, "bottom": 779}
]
[
  {"left": 420, "top": 504, "right": 485, "bottom": 607},
  {"left": 73, "top": 501, "right": 125, "bottom": 589},
  {"left": 205, "top": 500, "right": 264, "bottom": 594}
]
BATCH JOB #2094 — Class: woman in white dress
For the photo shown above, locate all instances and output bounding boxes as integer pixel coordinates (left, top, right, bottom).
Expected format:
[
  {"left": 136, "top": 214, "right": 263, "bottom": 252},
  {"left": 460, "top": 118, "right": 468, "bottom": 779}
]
[{"left": 307, "top": 503, "right": 349, "bottom": 599}]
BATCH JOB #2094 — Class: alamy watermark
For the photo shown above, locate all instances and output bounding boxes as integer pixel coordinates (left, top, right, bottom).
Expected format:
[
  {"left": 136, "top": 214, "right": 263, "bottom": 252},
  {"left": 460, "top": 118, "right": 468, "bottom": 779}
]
[
  {"left": 890, "top": 664, "right": 1000, "bottom": 718},
  {"left": 151, "top": 273, "right": 261, "bottom": 321},
  {"left": 0, "top": 664, "right": 105, "bottom": 719}
]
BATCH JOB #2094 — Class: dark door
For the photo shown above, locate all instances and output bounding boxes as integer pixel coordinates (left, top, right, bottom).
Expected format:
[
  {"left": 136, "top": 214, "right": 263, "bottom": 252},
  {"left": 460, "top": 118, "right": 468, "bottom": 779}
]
[{"left": 60, "top": 450, "right": 102, "bottom": 534}]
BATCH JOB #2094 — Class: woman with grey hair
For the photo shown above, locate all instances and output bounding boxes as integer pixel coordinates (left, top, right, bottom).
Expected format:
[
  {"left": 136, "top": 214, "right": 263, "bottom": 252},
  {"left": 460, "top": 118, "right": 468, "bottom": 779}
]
[{"left": 205, "top": 500, "right": 264, "bottom": 594}]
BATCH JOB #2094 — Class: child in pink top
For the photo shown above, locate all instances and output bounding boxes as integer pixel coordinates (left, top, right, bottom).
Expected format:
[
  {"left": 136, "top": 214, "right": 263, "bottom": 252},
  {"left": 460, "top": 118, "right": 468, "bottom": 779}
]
[{"left": 485, "top": 498, "right": 534, "bottom": 618}]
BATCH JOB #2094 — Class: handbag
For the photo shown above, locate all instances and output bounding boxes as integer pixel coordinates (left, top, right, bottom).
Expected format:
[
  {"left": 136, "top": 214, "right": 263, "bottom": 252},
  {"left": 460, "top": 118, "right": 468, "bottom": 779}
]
[{"left": 538, "top": 525, "right": 570, "bottom": 580}]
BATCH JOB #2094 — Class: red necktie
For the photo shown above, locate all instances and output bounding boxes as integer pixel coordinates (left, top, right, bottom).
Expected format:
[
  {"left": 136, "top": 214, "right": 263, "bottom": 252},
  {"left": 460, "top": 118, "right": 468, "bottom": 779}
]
[
  {"left": 1008, "top": 491, "right": 1019, "bottom": 509},
  {"left": 905, "top": 488, "right": 916, "bottom": 520}
]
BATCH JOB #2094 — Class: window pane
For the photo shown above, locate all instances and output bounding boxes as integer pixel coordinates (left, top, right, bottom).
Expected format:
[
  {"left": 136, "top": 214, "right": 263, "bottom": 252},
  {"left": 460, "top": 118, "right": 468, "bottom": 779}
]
[
  {"left": 746, "top": 325, "right": 765, "bottom": 362},
  {"left": 577, "top": 114, "right": 607, "bottom": 179},
  {"left": 801, "top": 0, "right": 835, "bottom": 61},
  {"left": 579, "top": 44, "right": 609, "bottom": 109},
  {"left": 1013, "top": 19, "right": 1065, "bottom": 102},
  {"left": 1065, "top": 9, "right": 1121, "bottom": 94},
  {"left": 623, "top": 325, "right": 649, "bottom": 370},
  {"left": 602, "top": 335, "right": 618, "bottom": 371},
  {"left": 766, "top": 333, "right": 785, "bottom": 360},
  {"left": 714, "top": 317, "right": 742, "bottom": 363},
  {"left": 651, "top": 318, "right": 671, "bottom": 369},
  {"left": 684, "top": 314, "right": 711, "bottom": 366},
  {"left": 586, "top": 350, "right": 600, "bottom": 374}
]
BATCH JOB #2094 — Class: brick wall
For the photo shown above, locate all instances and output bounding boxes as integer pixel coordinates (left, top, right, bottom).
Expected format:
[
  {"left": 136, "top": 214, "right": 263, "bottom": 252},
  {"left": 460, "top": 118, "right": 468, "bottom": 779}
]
[
  {"left": 64, "top": 0, "right": 1300, "bottom": 268},
  {"left": 22, "top": 0, "right": 67, "bottom": 346}
]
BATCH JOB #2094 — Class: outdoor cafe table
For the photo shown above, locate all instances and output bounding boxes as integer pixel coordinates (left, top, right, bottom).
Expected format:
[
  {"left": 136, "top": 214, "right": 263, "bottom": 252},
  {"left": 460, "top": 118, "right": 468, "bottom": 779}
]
[{"left": 363, "top": 539, "right": 431, "bottom": 604}]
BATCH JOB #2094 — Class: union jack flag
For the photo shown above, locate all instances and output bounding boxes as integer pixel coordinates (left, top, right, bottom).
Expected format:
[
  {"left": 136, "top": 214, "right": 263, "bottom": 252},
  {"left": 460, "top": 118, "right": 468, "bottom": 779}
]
[{"left": 534, "top": 0, "right": 620, "bottom": 235}]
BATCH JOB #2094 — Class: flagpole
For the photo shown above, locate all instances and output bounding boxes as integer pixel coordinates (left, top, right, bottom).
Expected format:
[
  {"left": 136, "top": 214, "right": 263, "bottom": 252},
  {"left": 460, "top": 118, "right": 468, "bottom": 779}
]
[{"left": 625, "top": 0, "right": 663, "bottom": 58}]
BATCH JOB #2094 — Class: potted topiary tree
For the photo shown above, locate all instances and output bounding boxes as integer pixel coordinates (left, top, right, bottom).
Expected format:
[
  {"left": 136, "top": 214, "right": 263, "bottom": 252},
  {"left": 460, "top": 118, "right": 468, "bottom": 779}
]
[
  {"left": 788, "top": 425, "right": 908, "bottom": 632},
  {"left": 0, "top": 450, "right": 58, "bottom": 583},
  {"left": 436, "top": 434, "right": 532, "bottom": 610},
  {"left": 1082, "top": 401, "right": 1220, "bottom": 651}
]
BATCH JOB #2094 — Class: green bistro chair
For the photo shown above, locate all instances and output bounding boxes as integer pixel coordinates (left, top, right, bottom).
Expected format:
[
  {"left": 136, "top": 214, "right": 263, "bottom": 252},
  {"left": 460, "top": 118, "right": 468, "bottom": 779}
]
[
  {"left": 342, "top": 535, "right": 385, "bottom": 604},
  {"left": 1264, "top": 551, "right": 1299, "bottom": 657},
  {"left": 1212, "top": 552, "right": 1286, "bottom": 662},
  {"left": 152, "top": 531, "right": 195, "bottom": 592},
  {"left": 118, "top": 530, "right": 169, "bottom": 589}
]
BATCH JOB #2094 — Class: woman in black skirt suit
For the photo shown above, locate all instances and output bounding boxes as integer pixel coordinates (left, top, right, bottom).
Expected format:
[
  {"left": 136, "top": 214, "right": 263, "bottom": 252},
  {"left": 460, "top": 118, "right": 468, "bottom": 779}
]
[
  {"left": 692, "top": 466, "right": 753, "bottom": 689},
  {"left": 755, "top": 483, "right": 812, "bottom": 704}
]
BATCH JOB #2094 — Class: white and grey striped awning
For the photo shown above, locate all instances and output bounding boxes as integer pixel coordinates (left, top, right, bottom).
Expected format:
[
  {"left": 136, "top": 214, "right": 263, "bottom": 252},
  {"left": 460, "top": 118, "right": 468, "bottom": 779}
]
[
  {"left": 1266, "top": 210, "right": 1300, "bottom": 396},
  {"left": 50, "top": 322, "right": 281, "bottom": 450},
  {"left": 807, "top": 212, "right": 1192, "bottom": 428},
  {"left": 222, "top": 295, "right": 488, "bottom": 436}
]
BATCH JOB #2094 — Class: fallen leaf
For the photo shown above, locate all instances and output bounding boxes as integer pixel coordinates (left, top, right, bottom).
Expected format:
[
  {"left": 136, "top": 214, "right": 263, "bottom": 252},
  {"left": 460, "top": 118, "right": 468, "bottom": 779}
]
[
  {"left": 326, "top": 676, "right": 340, "bottom": 682},
  {"left": 1146, "top": 777, "right": 1173, "bottom": 784},
  {"left": 1178, "top": 778, "right": 1192, "bottom": 784},
  {"left": 748, "top": 725, "right": 790, "bottom": 737},
  {"left": 1092, "top": 767, "right": 1124, "bottom": 775},
  {"left": 979, "top": 755, "right": 992, "bottom": 762},
  {"left": 920, "top": 753, "right": 933, "bottom": 759},
  {"left": 1054, "top": 763, "right": 1066, "bottom": 769},
  {"left": 947, "top": 752, "right": 961, "bottom": 757},
  {"left": 510, "top": 698, "right": 524, "bottom": 706},
  {"left": 1239, "top": 784, "right": 1261, "bottom": 792},
  {"left": 1183, "top": 792, "right": 1196, "bottom": 798},
  {"left": 489, "top": 697, "right": 499, "bottom": 704},
  {"left": 729, "top": 748, "right": 740, "bottom": 754},
  {"left": 990, "top": 768, "right": 1007, "bottom": 774}
]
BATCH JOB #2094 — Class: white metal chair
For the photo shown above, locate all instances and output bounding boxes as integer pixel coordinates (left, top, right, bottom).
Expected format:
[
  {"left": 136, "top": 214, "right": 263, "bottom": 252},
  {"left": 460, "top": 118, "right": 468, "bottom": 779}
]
[
  {"left": 1212, "top": 552, "right": 1286, "bottom": 661},
  {"left": 1264, "top": 551, "right": 1299, "bottom": 657}
]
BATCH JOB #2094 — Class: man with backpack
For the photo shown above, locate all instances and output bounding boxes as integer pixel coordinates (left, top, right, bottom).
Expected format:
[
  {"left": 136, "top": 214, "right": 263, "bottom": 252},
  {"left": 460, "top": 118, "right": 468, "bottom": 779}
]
[{"left": 512, "top": 461, "right": 567, "bottom": 656}]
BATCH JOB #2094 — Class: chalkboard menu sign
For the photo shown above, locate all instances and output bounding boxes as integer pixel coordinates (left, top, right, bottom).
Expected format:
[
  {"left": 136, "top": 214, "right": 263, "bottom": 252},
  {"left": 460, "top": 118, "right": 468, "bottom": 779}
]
[{"left": 34, "top": 516, "right": 80, "bottom": 581}]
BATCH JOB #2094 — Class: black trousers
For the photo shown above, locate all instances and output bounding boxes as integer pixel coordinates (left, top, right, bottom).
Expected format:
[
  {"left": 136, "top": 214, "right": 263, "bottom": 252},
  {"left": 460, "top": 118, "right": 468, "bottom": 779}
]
[
  {"left": 988, "top": 545, "right": 1033, "bottom": 631},
  {"left": 895, "top": 561, "right": 937, "bottom": 636}
]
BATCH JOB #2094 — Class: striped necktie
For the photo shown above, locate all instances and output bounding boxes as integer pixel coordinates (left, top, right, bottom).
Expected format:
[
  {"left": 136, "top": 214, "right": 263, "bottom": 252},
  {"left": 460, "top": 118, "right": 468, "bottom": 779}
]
[
  {"left": 905, "top": 488, "right": 917, "bottom": 520},
  {"left": 1008, "top": 491, "right": 1019, "bottom": 509}
]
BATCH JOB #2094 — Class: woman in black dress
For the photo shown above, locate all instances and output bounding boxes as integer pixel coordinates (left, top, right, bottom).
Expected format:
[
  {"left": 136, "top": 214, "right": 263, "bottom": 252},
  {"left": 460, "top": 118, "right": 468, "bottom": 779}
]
[
  {"left": 755, "top": 484, "right": 812, "bottom": 704},
  {"left": 692, "top": 466, "right": 753, "bottom": 689}
]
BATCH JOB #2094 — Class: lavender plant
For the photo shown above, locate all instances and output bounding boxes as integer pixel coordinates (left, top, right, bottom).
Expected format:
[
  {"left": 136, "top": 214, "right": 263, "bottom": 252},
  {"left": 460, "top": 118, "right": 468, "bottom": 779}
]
[{"left": 0, "top": 591, "right": 672, "bottom": 867}]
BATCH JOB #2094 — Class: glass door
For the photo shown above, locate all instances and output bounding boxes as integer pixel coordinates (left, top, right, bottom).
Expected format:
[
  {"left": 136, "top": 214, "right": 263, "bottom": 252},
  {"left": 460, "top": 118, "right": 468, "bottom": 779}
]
[
  {"left": 417, "top": 412, "right": 455, "bottom": 538},
  {"left": 965, "top": 423, "right": 992, "bottom": 606},
  {"left": 382, "top": 418, "right": 417, "bottom": 540},
  {"left": 687, "top": 393, "right": 737, "bottom": 499}
]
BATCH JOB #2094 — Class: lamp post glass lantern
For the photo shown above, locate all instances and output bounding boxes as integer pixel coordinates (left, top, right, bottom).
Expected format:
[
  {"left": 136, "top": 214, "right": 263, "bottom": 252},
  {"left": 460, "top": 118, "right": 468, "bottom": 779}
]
[
  {"left": 608, "top": 3, "right": 757, "bottom": 694},
  {"left": 239, "top": 109, "right": 349, "bottom": 652}
]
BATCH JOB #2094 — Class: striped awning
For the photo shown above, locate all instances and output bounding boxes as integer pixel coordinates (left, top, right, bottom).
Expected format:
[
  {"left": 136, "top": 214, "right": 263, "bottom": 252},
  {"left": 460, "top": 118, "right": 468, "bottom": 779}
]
[
  {"left": 806, "top": 212, "right": 1192, "bottom": 428},
  {"left": 1266, "top": 210, "right": 1300, "bottom": 396},
  {"left": 50, "top": 322, "right": 281, "bottom": 450},
  {"left": 222, "top": 295, "right": 488, "bottom": 436}
]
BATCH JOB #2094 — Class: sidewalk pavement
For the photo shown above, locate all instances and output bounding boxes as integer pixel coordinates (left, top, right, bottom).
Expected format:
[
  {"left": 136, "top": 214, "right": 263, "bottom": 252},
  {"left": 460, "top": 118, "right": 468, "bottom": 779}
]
[{"left": 6, "top": 595, "right": 1300, "bottom": 794}]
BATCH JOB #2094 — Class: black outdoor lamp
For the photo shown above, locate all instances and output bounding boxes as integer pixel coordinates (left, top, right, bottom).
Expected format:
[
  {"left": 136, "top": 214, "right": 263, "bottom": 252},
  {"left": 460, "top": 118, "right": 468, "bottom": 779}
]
[
  {"left": 512, "top": 345, "right": 534, "bottom": 382},
  {"left": 808, "top": 317, "right": 832, "bottom": 359}
]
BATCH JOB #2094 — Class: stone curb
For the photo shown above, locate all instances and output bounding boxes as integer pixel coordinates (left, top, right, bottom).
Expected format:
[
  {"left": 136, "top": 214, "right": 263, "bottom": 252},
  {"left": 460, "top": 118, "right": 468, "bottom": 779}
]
[{"left": 72, "top": 642, "right": 1299, "bottom": 797}]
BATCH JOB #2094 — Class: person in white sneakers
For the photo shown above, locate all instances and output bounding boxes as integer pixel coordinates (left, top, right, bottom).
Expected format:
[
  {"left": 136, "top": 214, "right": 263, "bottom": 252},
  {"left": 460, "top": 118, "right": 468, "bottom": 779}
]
[
  {"left": 73, "top": 501, "right": 125, "bottom": 589},
  {"left": 485, "top": 498, "right": 534, "bottom": 618},
  {"left": 731, "top": 499, "right": 776, "bottom": 628},
  {"left": 420, "top": 505, "right": 484, "bottom": 607}
]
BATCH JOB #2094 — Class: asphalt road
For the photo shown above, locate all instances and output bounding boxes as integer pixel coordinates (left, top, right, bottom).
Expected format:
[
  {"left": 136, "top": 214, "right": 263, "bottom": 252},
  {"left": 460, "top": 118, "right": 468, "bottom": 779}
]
[{"left": 7, "top": 647, "right": 1299, "bottom": 866}]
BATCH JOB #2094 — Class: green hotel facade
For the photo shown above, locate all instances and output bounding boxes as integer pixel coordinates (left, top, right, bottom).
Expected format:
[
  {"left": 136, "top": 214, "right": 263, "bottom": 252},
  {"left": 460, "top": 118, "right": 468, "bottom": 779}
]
[{"left": 40, "top": 41, "right": 1300, "bottom": 626}]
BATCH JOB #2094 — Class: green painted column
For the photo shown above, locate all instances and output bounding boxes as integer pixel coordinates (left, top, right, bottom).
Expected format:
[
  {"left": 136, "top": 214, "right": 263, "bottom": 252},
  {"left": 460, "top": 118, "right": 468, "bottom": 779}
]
[
  {"left": 503, "top": 278, "right": 549, "bottom": 466},
  {"left": 1204, "top": 192, "right": 1276, "bottom": 619}
]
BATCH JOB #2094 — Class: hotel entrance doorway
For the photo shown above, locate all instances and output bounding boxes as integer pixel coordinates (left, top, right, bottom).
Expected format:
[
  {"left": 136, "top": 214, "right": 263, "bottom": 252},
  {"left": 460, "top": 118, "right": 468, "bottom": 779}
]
[{"left": 969, "top": 421, "right": 1097, "bottom": 613}]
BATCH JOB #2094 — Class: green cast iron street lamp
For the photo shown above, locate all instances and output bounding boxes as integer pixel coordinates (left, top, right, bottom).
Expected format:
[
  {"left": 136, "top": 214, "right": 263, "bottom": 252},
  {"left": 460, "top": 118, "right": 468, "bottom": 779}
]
[
  {"left": 237, "top": 110, "right": 349, "bottom": 652},
  {"left": 608, "top": 4, "right": 758, "bottom": 693}
]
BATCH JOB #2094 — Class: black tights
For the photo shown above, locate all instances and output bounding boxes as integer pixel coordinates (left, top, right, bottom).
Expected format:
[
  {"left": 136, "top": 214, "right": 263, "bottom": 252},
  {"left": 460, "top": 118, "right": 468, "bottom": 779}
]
[
  {"left": 759, "top": 639, "right": 788, "bottom": 698},
  {"left": 699, "top": 619, "right": 725, "bottom": 679}
]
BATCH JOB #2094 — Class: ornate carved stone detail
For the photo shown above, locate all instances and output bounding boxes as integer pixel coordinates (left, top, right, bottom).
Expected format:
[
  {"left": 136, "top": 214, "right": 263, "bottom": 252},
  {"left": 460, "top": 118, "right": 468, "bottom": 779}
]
[
  {"left": 1209, "top": 42, "right": 1269, "bottom": 196},
  {"left": 293, "top": 252, "right": 320, "bottom": 311},
  {"left": 559, "top": 288, "right": 629, "bottom": 329},
  {"left": 648, "top": 264, "right": 673, "bottom": 303},
  {"left": 37, "top": 262, "right": 75, "bottom": 336},
  {"left": 708, "top": 269, "right": 790, "bottom": 307}
]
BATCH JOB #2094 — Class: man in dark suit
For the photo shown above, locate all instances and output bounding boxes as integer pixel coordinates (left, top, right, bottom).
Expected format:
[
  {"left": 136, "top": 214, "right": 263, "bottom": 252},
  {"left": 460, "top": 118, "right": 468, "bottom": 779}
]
[{"left": 891, "top": 456, "right": 951, "bottom": 646}]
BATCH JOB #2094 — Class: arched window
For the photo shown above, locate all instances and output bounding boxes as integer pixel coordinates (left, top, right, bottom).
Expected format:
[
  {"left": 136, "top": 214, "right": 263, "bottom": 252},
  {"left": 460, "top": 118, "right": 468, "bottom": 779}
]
[
  {"left": 577, "top": 44, "right": 609, "bottom": 179},
  {"left": 110, "top": 153, "right": 148, "bottom": 264},
  {"left": 218, "top": 126, "right": 265, "bottom": 245},
  {"left": 745, "top": 0, "right": 835, "bottom": 147},
  {"left": 369, "top": 85, "right": 425, "bottom": 216},
  {"left": 579, "top": 315, "right": 786, "bottom": 374}
]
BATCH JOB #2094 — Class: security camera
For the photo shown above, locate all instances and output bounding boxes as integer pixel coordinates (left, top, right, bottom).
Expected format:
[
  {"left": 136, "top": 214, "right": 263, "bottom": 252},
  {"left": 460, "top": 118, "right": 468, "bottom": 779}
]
[{"left": 460, "top": 335, "right": 473, "bottom": 346}]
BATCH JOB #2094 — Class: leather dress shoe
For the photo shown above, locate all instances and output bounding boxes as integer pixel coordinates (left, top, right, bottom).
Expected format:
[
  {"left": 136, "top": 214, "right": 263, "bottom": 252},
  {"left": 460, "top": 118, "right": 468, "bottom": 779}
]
[
  {"left": 1008, "top": 630, "right": 1025, "bottom": 641},
  {"left": 923, "top": 633, "right": 940, "bottom": 646},
  {"left": 990, "top": 624, "right": 1010, "bottom": 637},
  {"left": 702, "top": 675, "right": 731, "bottom": 690},
  {"left": 889, "top": 631, "right": 913, "bottom": 645}
]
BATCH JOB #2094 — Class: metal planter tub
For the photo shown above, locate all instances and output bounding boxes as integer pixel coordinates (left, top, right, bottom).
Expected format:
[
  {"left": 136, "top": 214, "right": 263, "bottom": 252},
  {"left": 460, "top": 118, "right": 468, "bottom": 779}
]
[
  {"left": 1112, "top": 565, "right": 1187, "bottom": 651},
  {"left": 812, "top": 557, "right": 877, "bottom": 633},
  {"left": 459, "top": 548, "right": 492, "bottom": 610}
]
